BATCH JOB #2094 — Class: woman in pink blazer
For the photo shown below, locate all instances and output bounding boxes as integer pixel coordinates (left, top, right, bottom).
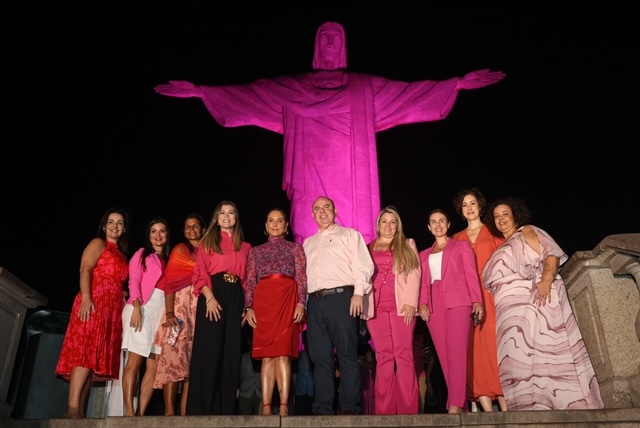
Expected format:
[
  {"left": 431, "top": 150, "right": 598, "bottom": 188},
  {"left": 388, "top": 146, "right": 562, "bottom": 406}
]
[
  {"left": 418, "top": 209, "right": 483, "bottom": 414},
  {"left": 364, "top": 206, "right": 421, "bottom": 414}
]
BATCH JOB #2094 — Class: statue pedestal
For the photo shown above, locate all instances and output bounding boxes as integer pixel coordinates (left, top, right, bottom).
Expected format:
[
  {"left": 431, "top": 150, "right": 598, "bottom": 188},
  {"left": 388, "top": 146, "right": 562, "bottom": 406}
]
[{"left": 0, "top": 268, "right": 47, "bottom": 418}]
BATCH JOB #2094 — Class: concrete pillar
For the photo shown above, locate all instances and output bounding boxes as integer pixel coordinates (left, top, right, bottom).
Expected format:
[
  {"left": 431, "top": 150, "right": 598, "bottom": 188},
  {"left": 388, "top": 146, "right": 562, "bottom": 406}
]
[
  {"left": 562, "top": 234, "right": 640, "bottom": 408},
  {"left": 0, "top": 268, "right": 47, "bottom": 418}
]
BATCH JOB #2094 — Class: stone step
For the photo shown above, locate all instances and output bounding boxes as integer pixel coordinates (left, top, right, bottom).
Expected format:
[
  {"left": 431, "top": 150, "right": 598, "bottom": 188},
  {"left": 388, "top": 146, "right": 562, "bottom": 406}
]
[{"left": 3, "top": 408, "right": 640, "bottom": 428}]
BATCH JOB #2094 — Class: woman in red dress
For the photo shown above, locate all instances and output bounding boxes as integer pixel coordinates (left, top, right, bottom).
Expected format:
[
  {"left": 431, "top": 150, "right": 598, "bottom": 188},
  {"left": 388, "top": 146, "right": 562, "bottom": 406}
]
[
  {"left": 452, "top": 188, "right": 506, "bottom": 412},
  {"left": 56, "top": 208, "right": 131, "bottom": 419},
  {"left": 243, "top": 208, "right": 307, "bottom": 416}
]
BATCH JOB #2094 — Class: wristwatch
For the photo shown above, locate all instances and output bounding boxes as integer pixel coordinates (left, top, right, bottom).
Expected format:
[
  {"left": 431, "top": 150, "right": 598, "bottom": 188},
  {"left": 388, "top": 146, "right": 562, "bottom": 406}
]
[{"left": 243, "top": 307, "right": 253, "bottom": 314}]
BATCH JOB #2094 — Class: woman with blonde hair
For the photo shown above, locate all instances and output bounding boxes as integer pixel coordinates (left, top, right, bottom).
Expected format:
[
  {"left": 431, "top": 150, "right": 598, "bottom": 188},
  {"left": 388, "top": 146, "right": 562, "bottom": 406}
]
[{"left": 365, "top": 205, "right": 421, "bottom": 414}]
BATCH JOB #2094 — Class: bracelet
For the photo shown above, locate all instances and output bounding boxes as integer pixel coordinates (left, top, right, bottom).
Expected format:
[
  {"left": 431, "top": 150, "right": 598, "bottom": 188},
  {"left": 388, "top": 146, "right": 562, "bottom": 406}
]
[
  {"left": 166, "top": 311, "right": 174, "bottom": 316},
  {"left": 206, "top": 298, "right": 213, "bottom": 304},
  {"left": 243, "top": 307, "right": 253, "bottom": 313}
]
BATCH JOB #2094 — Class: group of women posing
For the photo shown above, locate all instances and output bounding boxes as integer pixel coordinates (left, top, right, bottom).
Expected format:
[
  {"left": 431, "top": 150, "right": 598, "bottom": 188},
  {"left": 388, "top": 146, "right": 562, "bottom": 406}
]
[
  {"left": 55, "top": 188, "right": 604, "bottom": 418},
  {"left": 55, "top": 202, "right": 306, "bottom": 418},
  {"left": 364, "top": 188, "right": 603, "bottom": 414},
  {"left": 55, "top": 210, "right": 208, "bottom": 417}
]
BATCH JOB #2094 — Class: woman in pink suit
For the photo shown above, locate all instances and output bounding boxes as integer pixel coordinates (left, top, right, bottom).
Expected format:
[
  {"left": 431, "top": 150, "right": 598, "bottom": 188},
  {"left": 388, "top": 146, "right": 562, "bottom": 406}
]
[
  {"left": 418, "top": 209, "right": 483, "bottom": 414},
  {"left": 364, "top": 206, "right": 421, "bottom": 414}
]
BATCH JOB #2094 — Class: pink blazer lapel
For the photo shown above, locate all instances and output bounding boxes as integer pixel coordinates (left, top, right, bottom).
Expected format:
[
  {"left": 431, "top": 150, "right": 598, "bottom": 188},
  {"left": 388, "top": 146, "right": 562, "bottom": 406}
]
[{"left": 440, "top": 240, "right": 452, "bottom": 277}]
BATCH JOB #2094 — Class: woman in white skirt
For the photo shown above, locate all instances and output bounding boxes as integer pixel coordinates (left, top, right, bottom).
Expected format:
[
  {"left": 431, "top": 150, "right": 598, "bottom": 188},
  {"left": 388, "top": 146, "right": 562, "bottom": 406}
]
[{"left": 120, "top": 217, "right": 171, "bottom": 416}]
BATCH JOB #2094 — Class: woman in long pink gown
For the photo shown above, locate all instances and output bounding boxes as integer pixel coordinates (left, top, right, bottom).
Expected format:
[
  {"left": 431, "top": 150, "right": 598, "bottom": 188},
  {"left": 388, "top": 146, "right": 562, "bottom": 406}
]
[{"left": 483, "top": 197, "right": 604, "bottom": 410}]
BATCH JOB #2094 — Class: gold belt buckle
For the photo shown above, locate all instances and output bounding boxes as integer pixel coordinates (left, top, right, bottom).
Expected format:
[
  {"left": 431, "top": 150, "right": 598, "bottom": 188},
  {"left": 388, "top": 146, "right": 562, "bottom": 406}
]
[{"left": 223, "top": 272, "right": 238, "bottom": 283}]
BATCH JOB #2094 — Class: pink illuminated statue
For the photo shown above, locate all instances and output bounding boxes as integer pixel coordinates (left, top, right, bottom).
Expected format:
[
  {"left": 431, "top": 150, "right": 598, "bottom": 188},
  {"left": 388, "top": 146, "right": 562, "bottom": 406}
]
[{"left": 155, "top": 22, "right": 505, "bottom": 244}]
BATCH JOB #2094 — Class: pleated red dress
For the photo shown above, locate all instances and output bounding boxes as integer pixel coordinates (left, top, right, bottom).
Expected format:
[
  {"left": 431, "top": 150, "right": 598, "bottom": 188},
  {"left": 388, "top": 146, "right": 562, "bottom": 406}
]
[{"left": 56, "top": 240, "right": 129, "bottom": 380}]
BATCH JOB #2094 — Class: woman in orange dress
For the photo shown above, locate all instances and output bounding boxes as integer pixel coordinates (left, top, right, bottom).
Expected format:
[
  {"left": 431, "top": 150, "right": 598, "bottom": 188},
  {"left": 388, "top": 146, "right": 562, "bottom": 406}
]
[
  {"left": 56, "top": 208, "right": 131, "bottom": 419},
  {"left": 452, "top": 188, "right": 506, "bottom": 412},
  {"left": 153, "top": 213, "right": 206, "bottom": 415}
]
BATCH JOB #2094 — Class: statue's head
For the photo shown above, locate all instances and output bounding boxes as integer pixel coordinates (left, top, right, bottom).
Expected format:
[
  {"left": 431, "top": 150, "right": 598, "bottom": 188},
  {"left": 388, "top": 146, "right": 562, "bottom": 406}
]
[{"left": 313, "top": 22, "right": 347, "bottom": 70}]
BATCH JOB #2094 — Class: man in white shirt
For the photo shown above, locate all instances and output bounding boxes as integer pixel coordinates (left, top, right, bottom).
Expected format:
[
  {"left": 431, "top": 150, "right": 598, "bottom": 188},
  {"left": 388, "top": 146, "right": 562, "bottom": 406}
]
[{"left": 303, "top": 196, "right": 374, "bottom": 415}]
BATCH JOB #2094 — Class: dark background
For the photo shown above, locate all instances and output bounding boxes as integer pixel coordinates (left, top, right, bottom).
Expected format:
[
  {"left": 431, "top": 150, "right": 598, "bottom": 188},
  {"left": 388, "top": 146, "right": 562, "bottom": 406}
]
[{"left": 2, "top": 2, "right": 636, "bottom": 313}]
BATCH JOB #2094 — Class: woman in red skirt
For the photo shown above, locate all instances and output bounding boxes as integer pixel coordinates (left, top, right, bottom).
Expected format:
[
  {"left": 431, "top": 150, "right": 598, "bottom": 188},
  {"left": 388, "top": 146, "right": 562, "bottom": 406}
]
[{"left": 243, "top": 208, "right": 307, "bottom": 416}]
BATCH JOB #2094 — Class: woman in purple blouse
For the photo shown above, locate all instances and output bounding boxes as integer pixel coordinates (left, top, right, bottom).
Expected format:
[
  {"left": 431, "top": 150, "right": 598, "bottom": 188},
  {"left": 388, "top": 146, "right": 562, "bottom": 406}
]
[{"left": 243, "top": 208, "right": 307, "bottom": 416}]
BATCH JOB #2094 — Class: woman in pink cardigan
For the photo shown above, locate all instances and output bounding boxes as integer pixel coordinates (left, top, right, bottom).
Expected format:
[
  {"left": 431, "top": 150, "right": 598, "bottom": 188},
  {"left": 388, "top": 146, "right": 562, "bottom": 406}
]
[
  {"left": 120, "top": 217, "right": 171, "bottom": 416},
  {"left": 418, "top": 209, "right": 483, "bottom": 413},
  {"left": 364, "top": 206, "right": 421, "bottom": 414}
]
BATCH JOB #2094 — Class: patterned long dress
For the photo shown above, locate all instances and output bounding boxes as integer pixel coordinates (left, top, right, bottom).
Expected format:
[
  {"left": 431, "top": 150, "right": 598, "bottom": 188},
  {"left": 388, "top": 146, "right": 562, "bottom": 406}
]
[
  {"left": 483, "top": 225, "right": 604, "bottom": 410},
  {"left": 153, "top": 243, "right": 199, "bottom": 388},
  {"left": 56, "top": 240, "right": 129, "bottom": 380}
]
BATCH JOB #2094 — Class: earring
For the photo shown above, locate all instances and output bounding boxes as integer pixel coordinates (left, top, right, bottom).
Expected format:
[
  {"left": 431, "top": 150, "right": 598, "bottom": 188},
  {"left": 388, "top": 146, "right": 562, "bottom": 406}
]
[
  {"left": 264, "top": 228, "right": 268, "bottom": 236},
  {"left": 285, "top": 229, "right": 289, "bottom": 235},
  {"left": 102, "top": 228, "right": 106, "bottom": 232}
]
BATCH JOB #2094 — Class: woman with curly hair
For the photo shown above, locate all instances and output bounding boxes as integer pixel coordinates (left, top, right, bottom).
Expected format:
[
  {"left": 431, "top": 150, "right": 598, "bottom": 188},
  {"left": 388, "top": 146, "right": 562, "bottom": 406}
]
[{"left": 483, "top": 197, "right": 603, "bottom": 410}]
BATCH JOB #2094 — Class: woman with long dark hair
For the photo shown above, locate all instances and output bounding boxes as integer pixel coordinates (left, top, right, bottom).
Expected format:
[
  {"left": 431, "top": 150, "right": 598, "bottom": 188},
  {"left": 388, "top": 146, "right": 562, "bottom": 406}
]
[
  {"left": 243, "top": 208, "right": 307, "bottom": 416},
  {"left": 56, "top": 208, "right": 131, "bottom": 419},
  {"left": 153, "top": 213, "right": 206, "bottom": 415},
  {"left": 120, "top": 217, "right": 171, "bottom": 416}
]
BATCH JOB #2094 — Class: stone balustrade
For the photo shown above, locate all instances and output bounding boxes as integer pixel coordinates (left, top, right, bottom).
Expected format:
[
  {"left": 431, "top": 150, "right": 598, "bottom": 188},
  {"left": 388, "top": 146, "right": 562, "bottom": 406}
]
[{"left": 562, "top": 233, "right": 640, "bottom": 409}]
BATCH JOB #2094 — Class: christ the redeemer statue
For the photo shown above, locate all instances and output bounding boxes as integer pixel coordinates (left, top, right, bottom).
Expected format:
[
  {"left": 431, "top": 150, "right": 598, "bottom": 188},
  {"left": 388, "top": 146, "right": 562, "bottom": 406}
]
[{"left": 155, "top": 22, "right": 505, "bottom": 244}]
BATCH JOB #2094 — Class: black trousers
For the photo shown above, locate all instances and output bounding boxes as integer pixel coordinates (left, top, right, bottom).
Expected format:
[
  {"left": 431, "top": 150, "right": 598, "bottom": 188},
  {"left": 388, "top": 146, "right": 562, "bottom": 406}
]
[
  {"left": 307, "top": 287, "right": 360, "bottom": 415},
  {"left": 186, "top": 274, "right": 244, "bottom": 415}
]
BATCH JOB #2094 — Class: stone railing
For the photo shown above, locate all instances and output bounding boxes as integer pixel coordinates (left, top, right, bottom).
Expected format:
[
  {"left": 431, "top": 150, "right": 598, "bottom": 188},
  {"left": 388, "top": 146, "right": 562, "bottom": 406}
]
[{"left": 562, "top": 233, "right": 640, "bottom": 409}]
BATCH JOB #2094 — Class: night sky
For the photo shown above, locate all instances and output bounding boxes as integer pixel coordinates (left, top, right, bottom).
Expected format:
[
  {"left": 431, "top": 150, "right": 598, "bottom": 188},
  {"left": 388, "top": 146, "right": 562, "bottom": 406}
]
[{"left": 3, "top": 2, "right": 636, "bottom": 313}]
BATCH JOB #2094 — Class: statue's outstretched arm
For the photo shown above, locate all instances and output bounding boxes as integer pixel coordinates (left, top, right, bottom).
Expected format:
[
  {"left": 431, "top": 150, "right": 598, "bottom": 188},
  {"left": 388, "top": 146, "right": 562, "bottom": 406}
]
[
  {"left": 456, "top": 69, "right": 505, "bottom": 90},
  {"left": 154, "top": 80, "right": 204, "bottom": 98}
]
